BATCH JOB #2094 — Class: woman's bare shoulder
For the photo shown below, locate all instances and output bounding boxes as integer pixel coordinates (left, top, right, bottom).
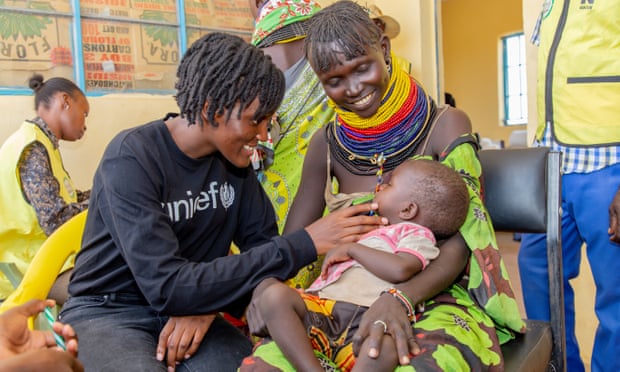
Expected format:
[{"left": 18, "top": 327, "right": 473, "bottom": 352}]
[
  {"left": 305, "top": 126, "right": 328, "bottom": 163},
  {"left": 428, "top": 107, "right": 473, "bottom": 155},
  {"left": 438, "top": 107, "right": 472, "bottom": 134}
]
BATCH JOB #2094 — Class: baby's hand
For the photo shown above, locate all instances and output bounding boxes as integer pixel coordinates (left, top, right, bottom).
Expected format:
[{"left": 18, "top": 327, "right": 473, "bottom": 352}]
[{"left": 321, "top": 244, "right": 356, "bottom": 278}]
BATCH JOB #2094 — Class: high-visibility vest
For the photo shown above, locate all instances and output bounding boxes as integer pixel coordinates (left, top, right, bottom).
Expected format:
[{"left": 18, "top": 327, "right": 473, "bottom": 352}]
[
  {"left": 0, "top": 122, "right": 78, "bottom": 299},
  {"left": 536, "top": 0, "right": 620, "bottom": 146}
]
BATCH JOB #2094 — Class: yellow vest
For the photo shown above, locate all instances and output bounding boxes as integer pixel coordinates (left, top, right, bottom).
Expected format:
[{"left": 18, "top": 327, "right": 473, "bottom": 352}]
[
  {"left": 536, "top": 0, "right": 620, "bottom": 146},
  {"left": 0, "top": 121, "right": 78, "bottom": 299}
]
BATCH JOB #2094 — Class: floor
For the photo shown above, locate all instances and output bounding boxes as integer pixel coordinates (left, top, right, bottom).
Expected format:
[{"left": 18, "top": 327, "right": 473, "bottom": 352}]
[{"left": 497, "top": 232, "right": 594, "bottom": 372}]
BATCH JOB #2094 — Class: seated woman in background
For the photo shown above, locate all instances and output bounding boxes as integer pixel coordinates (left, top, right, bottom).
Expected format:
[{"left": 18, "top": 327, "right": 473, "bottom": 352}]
[
  {"left": 0, "top": 74, "right": 90, "bottom": 303},
  {"left": 246, "top": 1, "right": 525, "bottom": 370}
]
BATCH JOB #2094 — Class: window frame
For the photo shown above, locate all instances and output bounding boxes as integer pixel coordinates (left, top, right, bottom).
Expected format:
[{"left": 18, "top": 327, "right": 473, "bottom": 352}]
[
  {"left": 0, "top": 0, "right": 252, "bottom": 96},
  {"left": 500, "top": 31, "right": 528, "bottom": 126}
]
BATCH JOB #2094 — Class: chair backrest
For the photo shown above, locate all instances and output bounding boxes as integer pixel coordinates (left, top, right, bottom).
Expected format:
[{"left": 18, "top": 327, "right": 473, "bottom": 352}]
[
  {"left": 0, "top": 210, "right": 87, "bottom": 315},
  {"left": 479, "top": 147, "right": 566, "bottom": 372}
]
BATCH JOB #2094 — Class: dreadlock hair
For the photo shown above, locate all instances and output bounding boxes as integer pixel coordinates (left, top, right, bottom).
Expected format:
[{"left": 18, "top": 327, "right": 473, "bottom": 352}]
[
  {"left": 402, "top": 159, "right": 470, "bottom": 240},
  {"left": 28, "top": 73, "right": 83, "bottom": 111},
  {"left": 305, "top": 0, "right": 383, "bottom": 73},
  {"left": 175, "top": 32, "right": 285, "bottom": 128}
]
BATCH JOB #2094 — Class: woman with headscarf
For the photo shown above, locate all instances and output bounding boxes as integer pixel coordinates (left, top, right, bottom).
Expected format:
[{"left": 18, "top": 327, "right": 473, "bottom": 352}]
[{"left": 250, "top": 0, "right": 335, "bottom": 289}]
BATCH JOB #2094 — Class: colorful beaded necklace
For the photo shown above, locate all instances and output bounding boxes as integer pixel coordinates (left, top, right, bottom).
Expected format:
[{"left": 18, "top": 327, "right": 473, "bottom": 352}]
[{"left": 326, "top": 59, "right": 436, "bottom": 176}]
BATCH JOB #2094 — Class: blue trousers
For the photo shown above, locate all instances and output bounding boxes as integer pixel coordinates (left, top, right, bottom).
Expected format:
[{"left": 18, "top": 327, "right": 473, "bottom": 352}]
[
  {"left": 519, "top": 163, "right": 620, "bottom": 372},
  {"left": 59, "top": 295, "right": 252, "bottom": 371}
]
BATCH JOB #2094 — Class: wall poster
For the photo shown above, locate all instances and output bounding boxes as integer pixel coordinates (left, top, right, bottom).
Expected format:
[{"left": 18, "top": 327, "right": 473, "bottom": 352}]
[
  {"left": 0, "top": 0, "right": 254, "bottom": 92},
  {"left": 0, "top": 0, "right": 74, "bottom": 87}
]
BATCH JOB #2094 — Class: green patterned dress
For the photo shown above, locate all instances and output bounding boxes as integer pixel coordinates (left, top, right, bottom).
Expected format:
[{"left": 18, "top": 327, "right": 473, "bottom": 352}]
[{"left": 258, "top": 61, "right": 334, "bottom": 233}]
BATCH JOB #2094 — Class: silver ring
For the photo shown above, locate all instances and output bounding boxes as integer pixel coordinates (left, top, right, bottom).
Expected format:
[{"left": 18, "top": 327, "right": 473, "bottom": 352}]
[{"left": 373, "top": 319, "right": 387, "bottom": 333}]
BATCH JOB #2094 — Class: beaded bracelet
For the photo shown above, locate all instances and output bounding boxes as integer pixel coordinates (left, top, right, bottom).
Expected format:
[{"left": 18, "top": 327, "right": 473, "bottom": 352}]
[{"left": 380, "top": 287, "right": 416, "bottom": 323}]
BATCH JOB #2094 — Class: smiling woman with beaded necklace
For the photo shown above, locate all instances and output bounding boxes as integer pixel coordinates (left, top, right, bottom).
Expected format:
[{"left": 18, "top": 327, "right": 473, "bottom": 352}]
[{"left": 245, "top": 1, "right": 526, "bottom": 371}]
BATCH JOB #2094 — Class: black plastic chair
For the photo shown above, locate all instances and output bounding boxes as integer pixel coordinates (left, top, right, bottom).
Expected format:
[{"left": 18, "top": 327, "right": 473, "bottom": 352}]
[{"left": 479, "top": 147, "right": 566, "bottom": 372}]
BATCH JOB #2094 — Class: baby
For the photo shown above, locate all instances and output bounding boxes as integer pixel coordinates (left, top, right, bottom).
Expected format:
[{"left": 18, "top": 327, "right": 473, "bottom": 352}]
[{"left": 242, "top": 159, "right": 470, "bottom": 372}]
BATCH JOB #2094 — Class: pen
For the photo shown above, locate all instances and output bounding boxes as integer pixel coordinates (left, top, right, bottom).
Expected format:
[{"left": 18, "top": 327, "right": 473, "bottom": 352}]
[{"left": 43, "top": 306, "right": 66, "bottom": 351}]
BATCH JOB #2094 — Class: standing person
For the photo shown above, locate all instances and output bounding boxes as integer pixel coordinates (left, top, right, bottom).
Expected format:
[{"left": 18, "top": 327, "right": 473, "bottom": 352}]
[
  {"left": 246, "top": 2, "right": 525, "bottom": 370},
  {"left": 0, "top": 299, "right": 82, "bottom": 371},
  {"left": 58, "top": 32, "right": 385, "bottom": 372},
  {"left": 519, "top": 1, "right": 620, "bottom": 371},
  {"left": 0, "top": 74, "right": 90, "bottom": 303},
  {"left": 249, "top": 0, "right": 335, "bottom": 289},
  {"left": 241, "top": 159, "right": 470, "bottom": 372}
]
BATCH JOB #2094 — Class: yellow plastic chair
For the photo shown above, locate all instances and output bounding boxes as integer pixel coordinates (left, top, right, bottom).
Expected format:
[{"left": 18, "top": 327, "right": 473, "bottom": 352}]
[{"left": 0, "top": 210, "right": 87, "bottom": 325}]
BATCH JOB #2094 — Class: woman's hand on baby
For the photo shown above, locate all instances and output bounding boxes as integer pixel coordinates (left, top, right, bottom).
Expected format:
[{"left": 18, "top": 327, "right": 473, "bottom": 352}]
[
  {"left": 305, "top": 203, "right": 387, "bottom": 255},
  {"left": 156, "top": 314, "right": 215, "bottom": 371},
  {"left": 352, "top": 294, "right": 419, "bottom": 366}
]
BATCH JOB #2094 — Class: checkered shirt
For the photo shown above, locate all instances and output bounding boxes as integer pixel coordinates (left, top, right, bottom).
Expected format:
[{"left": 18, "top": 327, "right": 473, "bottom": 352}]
[{"left": 535, "top": 125, "right": 620, "bottom": 174}]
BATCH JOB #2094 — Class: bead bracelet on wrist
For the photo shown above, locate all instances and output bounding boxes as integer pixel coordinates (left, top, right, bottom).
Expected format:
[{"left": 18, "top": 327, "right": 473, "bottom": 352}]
[{"left": 380, "top": 287, "right": 416, "bottom": 323}]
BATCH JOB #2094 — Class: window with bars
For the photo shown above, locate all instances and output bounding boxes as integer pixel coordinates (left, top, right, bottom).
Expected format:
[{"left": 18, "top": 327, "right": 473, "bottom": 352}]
[
  {"left": 0, "top": 0, "right": 253, "bottom": 95},
  {"left": 501, "top": 32, "right": 527, "bottom": 126}
]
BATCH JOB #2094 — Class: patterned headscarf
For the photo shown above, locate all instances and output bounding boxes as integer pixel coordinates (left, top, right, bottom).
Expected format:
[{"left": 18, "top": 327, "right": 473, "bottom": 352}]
[{"left": 251, "top": 0, "right": 322, "bottom": 47}]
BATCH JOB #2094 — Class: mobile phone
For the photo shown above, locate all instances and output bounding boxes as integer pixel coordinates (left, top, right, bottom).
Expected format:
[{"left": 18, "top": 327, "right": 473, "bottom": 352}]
[
  {"left": 351, "top": 194, "right": 376, "bottom": 216},
  {"left": 351, "top": 194, "right": 374, "bottom": 205}
]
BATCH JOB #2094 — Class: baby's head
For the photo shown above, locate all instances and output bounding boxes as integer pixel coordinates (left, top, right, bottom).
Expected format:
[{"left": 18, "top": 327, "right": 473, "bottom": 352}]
[{"left": 374, "top": 159, "right": 469, "bottom": 239}]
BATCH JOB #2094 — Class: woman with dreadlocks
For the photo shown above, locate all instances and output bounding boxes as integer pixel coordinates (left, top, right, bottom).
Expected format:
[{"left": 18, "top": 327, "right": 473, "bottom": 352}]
[
  {"left": 58, "top": 32, "right": 385, "bottom": 371},
  {"left": 245, "top": 2, "right": 525, "bottom": 371}
]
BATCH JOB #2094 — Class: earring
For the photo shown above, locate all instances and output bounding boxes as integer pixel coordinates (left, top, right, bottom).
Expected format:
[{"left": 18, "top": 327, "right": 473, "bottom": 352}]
[{"left": 387, "top": 60, "right": 392, "bottom": 75}]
